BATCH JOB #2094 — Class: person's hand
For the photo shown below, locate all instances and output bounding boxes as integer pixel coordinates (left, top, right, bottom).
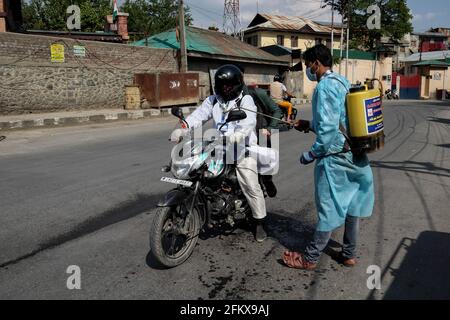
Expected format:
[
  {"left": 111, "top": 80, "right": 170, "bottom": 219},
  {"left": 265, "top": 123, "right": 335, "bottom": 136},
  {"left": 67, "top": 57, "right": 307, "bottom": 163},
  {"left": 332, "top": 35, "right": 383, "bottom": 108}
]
[
  {"left": 262, "top": 129, "right": 271, "bottom": 137},
  {"left": 294, "top": 120, "right": 311, "bottom": 133},
  {"left": 300, "top": 151, "right": 316, "bottom": 165},
  {"left": 229, "top": 132, "right": 246, "bottom": 144},
  {"left": 170, "top": 128, "right": 189, "bottom": 143}
]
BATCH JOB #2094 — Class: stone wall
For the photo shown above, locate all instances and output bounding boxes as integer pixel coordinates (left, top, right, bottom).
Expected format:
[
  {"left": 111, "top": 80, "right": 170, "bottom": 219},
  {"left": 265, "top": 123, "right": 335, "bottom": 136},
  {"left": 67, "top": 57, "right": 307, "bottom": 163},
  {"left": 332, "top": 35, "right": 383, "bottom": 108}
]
[{"left": 0, "top": 32, "right": 178, "bottom": 114}]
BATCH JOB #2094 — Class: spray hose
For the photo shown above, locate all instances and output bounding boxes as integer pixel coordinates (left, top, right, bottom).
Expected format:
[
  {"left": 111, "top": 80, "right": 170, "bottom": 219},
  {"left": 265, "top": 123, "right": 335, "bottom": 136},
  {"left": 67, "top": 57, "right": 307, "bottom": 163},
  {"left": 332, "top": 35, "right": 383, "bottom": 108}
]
[{"left": 236, "top": 106, "right": 295, "bottom": 126}]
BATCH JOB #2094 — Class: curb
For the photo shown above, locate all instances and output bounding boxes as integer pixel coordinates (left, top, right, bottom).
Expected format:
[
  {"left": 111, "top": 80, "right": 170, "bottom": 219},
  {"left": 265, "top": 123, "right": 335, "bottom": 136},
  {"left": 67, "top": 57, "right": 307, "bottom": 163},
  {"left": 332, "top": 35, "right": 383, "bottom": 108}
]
[{"left": 0, "top": 107, "right": 197, "bottom": 131}]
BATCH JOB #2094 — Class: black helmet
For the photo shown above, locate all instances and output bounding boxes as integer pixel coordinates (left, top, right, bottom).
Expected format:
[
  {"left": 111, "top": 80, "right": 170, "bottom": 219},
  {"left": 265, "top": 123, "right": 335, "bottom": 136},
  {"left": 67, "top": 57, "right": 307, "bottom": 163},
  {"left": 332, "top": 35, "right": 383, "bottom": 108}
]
[
  {"left": 214, "top": 64, "right": 244, "bottom": 102},
  {"left": 274, "top": 74, "right": 282, "bottom": 82}
]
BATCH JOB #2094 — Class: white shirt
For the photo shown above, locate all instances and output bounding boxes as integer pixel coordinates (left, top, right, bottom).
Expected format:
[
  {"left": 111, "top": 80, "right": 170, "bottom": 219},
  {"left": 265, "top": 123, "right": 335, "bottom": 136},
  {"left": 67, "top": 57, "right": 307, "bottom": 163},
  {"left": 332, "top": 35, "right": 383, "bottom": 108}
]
[{"left": 186, "top": 94, "right": 258, "bottom": 146}]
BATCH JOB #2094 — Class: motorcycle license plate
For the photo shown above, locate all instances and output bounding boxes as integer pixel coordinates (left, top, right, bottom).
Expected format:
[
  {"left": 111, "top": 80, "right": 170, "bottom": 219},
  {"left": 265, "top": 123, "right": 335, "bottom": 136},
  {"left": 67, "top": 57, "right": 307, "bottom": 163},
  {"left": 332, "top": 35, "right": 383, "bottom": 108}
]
[{"left": 160, "top": 177, "right": 193, "bottom": 187}]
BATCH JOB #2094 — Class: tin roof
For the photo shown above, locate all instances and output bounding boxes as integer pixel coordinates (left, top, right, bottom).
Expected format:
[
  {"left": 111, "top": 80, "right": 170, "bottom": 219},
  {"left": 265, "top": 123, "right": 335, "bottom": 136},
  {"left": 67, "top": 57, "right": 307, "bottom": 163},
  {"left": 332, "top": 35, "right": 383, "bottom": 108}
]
[
  {"left": 245, "top": 13, "right": 342, "bottom": 34},
  {"left": 402, "top": 50, "right": 450, "bottom": 62},
  {"left": 412, "top": 32, "right": 447, "bottom": 38},
  {"left": 332, "top": 49, "right": 377, "bottom": 61},
  {"left": 412, "top": 60, "right": 450, "bottom": 67},
  {"left": 132, "top": 26, "right": 289, "bottom": 66}
]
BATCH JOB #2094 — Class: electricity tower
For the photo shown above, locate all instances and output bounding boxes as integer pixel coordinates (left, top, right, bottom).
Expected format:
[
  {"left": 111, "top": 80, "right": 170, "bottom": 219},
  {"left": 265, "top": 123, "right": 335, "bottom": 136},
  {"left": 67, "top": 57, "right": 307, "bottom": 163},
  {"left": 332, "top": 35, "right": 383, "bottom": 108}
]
[{"left": 223, "top": 0, "right": 242, "bottom": 40}]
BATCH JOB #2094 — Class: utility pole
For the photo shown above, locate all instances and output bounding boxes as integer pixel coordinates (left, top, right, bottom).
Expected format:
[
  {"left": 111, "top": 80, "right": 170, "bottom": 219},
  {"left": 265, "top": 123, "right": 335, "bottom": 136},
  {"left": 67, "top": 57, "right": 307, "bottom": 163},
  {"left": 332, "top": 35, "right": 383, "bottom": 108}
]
[
  {"left": 331, "top": 0, "right": 335, "bottom": 52},
  {"left": 345, "top": 0, "right": 350, "bottom": 78},
  {"left": 331, "top": 0, "right": 335, "bottom": 70},
  {"left": 179, "top": 0, "right": 188, "bottom": 73},
  {"left": 339, "top": 24, "right": 344, "bottom": 74}
]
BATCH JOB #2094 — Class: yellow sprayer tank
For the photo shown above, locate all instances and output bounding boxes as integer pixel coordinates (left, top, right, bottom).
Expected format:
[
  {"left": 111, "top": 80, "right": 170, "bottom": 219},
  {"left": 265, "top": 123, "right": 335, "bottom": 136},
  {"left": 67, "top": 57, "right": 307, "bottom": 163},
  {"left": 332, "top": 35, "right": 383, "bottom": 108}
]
[{"left": 346, "top": 82, "right": 385, "bottom": 153}]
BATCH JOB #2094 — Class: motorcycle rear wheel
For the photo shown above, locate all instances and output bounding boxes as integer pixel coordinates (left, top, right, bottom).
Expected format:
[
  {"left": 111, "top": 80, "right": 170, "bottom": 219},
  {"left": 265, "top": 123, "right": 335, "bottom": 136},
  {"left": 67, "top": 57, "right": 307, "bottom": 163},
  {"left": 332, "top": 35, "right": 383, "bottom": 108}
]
[{"left": 149, "top": 205, "right": 200, "bottom": 268}]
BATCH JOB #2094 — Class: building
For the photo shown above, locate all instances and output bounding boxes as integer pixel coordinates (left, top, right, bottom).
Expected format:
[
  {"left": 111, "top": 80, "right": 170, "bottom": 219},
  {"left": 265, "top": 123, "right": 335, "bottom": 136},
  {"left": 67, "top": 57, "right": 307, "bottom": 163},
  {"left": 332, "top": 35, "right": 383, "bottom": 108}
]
[
  {"left": 413, "top": 32, "right": 448, "bottom": 52},
  {"left": 243, "top": 14, "right": 342, "bottom": 51},
  {"left": 412, "top": 60, "right": 450, "bottom": 99},
  {"left": 380, "top": 33, "right": 419, "bottom": 72},
  {"left": 428, "top": 28, "right": 450, "bottom": 49},
  {"left": 133, "top": 26, "right": 290, "bottom": 99},
  {"left": 0, "top": 0, "right": 23, "bottom": 32},
  {"left": 397, "top": 50, "right": 450, "bottom": 99}
]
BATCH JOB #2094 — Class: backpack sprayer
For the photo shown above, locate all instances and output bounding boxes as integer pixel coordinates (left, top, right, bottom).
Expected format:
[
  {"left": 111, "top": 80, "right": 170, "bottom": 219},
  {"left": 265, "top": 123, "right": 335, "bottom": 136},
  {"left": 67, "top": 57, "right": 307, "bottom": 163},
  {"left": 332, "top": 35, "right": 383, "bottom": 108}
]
[
  {"left": 238, "top": 77, "right": 385, "bottom": 155},
  {"left": 345, "top": 78, "right": 385, "bottom": 154}
]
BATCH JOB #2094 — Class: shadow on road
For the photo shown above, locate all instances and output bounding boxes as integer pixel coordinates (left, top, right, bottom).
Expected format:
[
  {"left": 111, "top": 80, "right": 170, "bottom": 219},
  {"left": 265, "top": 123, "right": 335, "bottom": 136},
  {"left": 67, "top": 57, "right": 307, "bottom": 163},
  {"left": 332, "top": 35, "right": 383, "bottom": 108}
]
[
  {"left": 266, "top": 211, "right": 316, "bottom": 253},
  {"left": 371, "top": 160, "right": 450, "bottom": 178},
  {"left": 368, "top": 231, "right": 450, "bottom": 300},
  {"left": 429, "top": 117, "right": 450, "bottom": 125},
  {"left": 0, "top": 192, "right": 164, "bottom": 268}
]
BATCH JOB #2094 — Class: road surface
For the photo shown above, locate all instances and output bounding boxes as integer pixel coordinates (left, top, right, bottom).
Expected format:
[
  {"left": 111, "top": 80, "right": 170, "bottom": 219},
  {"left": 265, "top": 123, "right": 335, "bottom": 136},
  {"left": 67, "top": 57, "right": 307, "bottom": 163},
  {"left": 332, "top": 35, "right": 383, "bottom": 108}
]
[{"left": 0, "top": 100, "right": 449, "bottom": 300}]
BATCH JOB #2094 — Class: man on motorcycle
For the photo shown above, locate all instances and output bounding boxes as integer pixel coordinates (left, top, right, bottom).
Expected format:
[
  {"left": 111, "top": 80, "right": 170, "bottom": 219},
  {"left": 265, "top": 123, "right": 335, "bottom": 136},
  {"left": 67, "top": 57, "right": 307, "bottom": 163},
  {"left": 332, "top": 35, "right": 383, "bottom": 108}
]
[
  {"left": 270, "top": 74, "right": 296, "bottom": 121},
  {"left": 243, "top": 82, "right": 280, "bottom": 198},
  {"left": 171, "top": 64, "right": 268, "bottom": 242}
]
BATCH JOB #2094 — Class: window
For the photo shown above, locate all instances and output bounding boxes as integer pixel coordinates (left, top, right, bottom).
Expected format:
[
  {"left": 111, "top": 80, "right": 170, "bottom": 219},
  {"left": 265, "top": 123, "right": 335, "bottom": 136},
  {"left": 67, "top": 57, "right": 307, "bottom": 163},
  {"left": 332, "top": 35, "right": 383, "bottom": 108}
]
[
  {"left": 291, "top": 36, "right": 298, "bottom": 48},
  {"left": 245, "top": 35, "right": 258, "bottom": 47},
  {"left": 277, "top": 35, "right": 285, "bottom": 46}
]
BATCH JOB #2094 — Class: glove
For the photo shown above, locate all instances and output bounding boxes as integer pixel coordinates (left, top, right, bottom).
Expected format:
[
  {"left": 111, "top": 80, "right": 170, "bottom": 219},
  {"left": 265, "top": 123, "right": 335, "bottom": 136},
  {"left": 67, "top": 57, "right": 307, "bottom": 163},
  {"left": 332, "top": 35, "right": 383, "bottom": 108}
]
[
  {"left": 170, "top": 128, "right": 188, "bottom": 142},
  {"left": 229, "top": 132, "right": 246, "bottom": 144},
  {"left": 300, "top": 151, "right": 316, "bottom": 165},
  {"left": 294, "top": 120, "right": 311, "bottom": 133}
]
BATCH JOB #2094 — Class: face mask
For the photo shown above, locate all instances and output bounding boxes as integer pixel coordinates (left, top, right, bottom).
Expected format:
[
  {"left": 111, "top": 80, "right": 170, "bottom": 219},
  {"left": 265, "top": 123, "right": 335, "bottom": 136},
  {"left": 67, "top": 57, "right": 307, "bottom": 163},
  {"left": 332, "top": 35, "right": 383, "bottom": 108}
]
[{"left": 306, "top": 62, "right": 318, "bottom": 82}]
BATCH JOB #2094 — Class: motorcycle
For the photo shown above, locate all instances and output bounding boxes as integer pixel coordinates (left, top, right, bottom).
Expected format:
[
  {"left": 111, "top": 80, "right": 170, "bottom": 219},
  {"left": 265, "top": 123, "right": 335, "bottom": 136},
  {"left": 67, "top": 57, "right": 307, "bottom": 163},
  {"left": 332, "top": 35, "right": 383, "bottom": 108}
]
[
  {"left": 149, "top": 107, "right": 253, "bottom": 268},
  {"left": 385, "top": 89, "right": 399, "bottom": 100}
]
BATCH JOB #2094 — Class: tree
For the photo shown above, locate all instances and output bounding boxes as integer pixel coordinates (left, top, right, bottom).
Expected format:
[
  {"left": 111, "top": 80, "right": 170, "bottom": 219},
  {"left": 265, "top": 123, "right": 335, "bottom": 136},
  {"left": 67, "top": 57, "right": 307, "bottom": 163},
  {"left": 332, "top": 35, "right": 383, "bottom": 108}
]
[
  {"left": 323, "top": 0, "right": 413, "bottom": 50},
  {"left": 22, "top": 0, "right": 111, "bottom": 32},
  {"left": 120, "top": 0, "right": 193, "bottom": 41}
]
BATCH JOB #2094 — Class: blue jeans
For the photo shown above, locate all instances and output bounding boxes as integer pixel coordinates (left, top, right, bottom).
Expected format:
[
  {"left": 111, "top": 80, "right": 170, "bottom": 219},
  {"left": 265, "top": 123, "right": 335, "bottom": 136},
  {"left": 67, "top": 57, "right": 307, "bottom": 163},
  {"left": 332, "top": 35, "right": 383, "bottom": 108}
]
[{"left": 304, "top": 215, "right": 359, "bottom": 264}]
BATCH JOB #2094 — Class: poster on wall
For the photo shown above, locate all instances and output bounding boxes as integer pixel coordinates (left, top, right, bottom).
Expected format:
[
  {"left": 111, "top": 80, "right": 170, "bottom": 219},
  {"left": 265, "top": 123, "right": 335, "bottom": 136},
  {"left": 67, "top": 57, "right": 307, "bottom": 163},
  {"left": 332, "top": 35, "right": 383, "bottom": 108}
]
[
  {"left": 364, "top": 96, "right": 384, "bottom": 134},
  {"left": 434, "top": 72, "right": 442, "bottom": 81},
  {"left": 73, "top": 45, "right": 86, "bottom": 58},
  {"left": 50, "top": 44, "right": 65, "bottom": 63}
]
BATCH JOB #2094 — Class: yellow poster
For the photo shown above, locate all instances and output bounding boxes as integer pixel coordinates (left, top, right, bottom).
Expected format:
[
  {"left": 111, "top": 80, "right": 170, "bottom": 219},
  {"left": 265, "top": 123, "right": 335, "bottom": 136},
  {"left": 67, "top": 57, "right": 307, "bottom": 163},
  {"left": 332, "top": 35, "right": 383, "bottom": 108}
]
[{"left": 51, "top": 44, "right": 65, "bottom": 63}]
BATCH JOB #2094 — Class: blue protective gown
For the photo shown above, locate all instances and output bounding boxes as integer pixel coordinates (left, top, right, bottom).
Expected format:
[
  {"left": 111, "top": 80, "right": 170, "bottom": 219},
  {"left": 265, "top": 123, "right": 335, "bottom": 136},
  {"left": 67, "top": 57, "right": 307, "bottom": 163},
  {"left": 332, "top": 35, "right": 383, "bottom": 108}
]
[{"left": 310, "top": 71, "right": 374, "bottom": 232}]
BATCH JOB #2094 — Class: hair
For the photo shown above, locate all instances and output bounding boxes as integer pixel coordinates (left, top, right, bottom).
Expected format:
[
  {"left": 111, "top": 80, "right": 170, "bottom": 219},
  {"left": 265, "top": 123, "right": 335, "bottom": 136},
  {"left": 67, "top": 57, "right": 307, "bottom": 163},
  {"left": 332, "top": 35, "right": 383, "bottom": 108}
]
[{"left": 303, "top": 44, "right": 333, "bottom": 67}]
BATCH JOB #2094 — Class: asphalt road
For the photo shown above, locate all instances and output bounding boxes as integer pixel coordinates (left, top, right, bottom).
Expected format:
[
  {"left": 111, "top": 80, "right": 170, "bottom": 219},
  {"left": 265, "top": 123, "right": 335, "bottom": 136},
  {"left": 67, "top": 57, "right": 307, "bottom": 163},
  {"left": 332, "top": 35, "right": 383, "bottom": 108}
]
[{"left": 0, "top": 100, "right": 449, "bottom": 300}]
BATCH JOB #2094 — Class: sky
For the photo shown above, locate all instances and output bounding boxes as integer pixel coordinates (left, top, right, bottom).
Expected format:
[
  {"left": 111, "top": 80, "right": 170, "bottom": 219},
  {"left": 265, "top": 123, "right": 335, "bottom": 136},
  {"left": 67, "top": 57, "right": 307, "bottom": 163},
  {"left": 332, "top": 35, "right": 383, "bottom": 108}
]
[{"left": 118, "top": 0, "right": 450, "bottom": 33}]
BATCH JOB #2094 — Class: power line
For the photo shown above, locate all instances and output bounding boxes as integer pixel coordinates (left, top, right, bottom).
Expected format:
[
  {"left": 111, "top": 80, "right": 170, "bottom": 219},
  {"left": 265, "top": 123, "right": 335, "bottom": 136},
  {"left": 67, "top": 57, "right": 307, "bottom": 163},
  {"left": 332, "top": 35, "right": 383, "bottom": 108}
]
[
  {"left": 189, "top": 6, "right": 222, "bottom": 26},
  {"left": 186, "top": 1, "right": 223, "bottom": 17}
]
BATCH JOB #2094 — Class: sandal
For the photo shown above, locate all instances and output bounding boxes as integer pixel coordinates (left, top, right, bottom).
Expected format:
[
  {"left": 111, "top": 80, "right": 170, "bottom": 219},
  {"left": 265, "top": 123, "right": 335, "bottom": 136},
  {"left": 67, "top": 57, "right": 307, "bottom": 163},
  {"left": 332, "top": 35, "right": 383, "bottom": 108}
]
[{"left": 282, "top": 251, "right": 317, "bottom": 270}]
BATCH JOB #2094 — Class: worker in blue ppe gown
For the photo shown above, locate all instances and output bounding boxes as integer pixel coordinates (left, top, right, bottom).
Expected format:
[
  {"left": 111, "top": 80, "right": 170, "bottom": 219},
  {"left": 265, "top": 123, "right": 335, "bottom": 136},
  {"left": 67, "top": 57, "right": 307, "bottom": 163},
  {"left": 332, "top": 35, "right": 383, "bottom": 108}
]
[{"left": 282, "top": 44, "right": 375, "bottom": 270}]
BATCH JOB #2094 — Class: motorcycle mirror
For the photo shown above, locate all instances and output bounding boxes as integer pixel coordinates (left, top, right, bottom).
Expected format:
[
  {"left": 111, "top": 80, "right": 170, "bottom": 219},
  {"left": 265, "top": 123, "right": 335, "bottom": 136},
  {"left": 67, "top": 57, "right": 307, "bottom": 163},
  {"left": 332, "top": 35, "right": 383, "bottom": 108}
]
[
  {"left": 225, "top": 109, "right": 247, "bottom": 123},
  {"left": 171, "top": 106, "right": 184, "bottom": 120}
]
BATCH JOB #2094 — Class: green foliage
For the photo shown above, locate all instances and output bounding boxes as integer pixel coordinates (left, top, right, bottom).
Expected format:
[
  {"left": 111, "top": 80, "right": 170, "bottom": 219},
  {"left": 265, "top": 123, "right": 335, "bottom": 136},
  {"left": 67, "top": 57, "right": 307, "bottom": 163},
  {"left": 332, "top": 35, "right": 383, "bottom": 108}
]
[
  {"left": 121, "top": 0, "right": 193, "bottom": 41},
  {"left": 22, "top": 0, "right": 111, "bottom": 32},
  {"left": 21, "top": 0, "right": 192, "bottom": 37},
  {"left": 323, "top": 0, "right": 413, "bottom": 50}
]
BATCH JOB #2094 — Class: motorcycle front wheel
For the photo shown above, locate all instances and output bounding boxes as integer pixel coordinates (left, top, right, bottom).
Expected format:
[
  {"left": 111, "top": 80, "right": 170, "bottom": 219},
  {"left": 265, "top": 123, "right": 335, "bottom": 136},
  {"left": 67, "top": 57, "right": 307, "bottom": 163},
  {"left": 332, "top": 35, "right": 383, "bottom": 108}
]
[{"left": 149, "top": 205, "right": 200, "bottom": 268}]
